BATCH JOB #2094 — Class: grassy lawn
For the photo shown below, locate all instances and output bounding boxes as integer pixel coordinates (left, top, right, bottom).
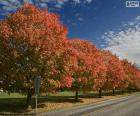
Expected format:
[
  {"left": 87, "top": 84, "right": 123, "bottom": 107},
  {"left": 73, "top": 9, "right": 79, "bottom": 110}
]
[
  {"left": 0, "top": 93, "right": 26, "bottom": 98},
  {"left": 0, "top": 93, "right": 26, "bottom": 114},
  {"left": 0, "top": 91, "right": 133, "bottom": 114}
]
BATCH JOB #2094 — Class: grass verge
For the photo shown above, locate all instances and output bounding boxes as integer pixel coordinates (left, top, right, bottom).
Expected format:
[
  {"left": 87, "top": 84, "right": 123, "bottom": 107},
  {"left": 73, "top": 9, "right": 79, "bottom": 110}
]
[{"left": 0, "top": 91, "right": 136, "bottom": 114}]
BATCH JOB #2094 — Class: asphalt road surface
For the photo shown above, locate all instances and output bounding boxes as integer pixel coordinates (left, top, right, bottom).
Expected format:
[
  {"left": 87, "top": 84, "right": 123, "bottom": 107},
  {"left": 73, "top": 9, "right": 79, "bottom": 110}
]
[
  {"left": 84, "top": 93, "right": 140, "bottom": 116},
  {"left": 40, "top": 93, "right": 140, "bottom": 116}
]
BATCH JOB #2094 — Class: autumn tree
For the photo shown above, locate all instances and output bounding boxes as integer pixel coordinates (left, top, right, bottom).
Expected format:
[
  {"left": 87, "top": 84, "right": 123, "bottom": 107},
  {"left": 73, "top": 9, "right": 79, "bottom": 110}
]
[
  {"left": 0, "top": 3, "right": 70, "bottom": 108},
  {"left": 65, "top": 39, "right": 106, "bottom": 101},
  {"left": 100, "top": 50, "right": 127, "bottom": 96},
  {"left": 122, "top": 60, "right": 140, "bottom": 91},
  {"left": 92, "top": 50, "right": 107, "bottom": 98},
  {"left": 1, "top": 3, "right": 140, "bottom": 109}
]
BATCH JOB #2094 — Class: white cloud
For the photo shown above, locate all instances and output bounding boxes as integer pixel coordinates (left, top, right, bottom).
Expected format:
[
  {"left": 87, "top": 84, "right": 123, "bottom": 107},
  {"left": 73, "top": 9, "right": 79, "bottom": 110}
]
[
  {"left": 86, "top": 0, "right": 92, "bottom": 3},
  {"left": 0, "top": 0, "right": 93, "bottom": 19},
  {"left": 77, "top": 17, "right": 83, "bottom": 21},
  {"left": 2, "top": 5, "right": 18, "bottom": 11},
  {"left": 104, "top": 16, "right": 140, "bottom": 65},
  {"left": 0, "top": 0, "right": 93, "bottom": 12},
  {"left": 0, "top": 0, "right": 92, "bottom": 32},
  {"left": 72, "top": 0, "right": 80, "bottom": 4},
  {"left": 0, "top": 1, "right": 10, "bottom": 6},
  {"left": 39, "top": 3, "right": 48, "bottom": 8}
]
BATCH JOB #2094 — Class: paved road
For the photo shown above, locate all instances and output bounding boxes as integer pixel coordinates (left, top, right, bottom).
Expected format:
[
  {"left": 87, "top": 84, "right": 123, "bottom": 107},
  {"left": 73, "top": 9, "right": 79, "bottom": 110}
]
[
  {"left": 84, "top": 93, "right": 140, "bottom": 116},
  {"left": 39, "top": 93, "right": 140, "bottom": 116}
]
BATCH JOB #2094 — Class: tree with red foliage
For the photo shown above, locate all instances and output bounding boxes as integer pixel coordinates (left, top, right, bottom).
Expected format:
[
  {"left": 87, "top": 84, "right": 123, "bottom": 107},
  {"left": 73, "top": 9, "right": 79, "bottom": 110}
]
[
  {"left": 65, "top": 39, "right": 106, "bottom": 101},
  {"left": 122, "top": 60, "right": 140, "bottom": 91},
  {"left": 1, "top": 3, "right": 140, "bottom": 109},
  {"left": 92, "top": 50, "right": 107, "bottom": 98},
  {"left": 0, "top": 3, "right": 69, "bottom": 108},
  {"left": 100, "top": 51, "right": 126, "bottom": 97}
]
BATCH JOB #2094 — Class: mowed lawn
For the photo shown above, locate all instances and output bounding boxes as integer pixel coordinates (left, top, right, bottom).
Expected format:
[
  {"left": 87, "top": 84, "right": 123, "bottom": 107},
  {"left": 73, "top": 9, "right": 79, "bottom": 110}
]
[
  {"left": 0, "top": 91, "right": 132, "bottom": 114},
  {"left": 0, "top": 93, "right": 26, "bottom": 114}
]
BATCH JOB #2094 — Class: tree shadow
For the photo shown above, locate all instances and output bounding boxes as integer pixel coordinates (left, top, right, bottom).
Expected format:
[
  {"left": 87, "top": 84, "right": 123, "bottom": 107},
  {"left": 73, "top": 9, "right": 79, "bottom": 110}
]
[
  {"left": 0, "top": 90, "right": 132, "bottom": 114},
  {"left": 34, "top": 92, "right": 99, "bottom": 107},
  {"left": 36, "top": 95, "right": 84, "bottom": 104},
  {"left": 0, "top": 98, "right": 28, "bottom": 113}
]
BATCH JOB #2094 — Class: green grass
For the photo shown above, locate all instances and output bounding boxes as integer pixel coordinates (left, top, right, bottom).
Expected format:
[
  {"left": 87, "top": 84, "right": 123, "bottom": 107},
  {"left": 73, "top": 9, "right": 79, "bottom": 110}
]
[
  {"left": 0, "top": 90, "right": 134, "bottom": 114},
  {"left": 0, "top": 92, "right": 25, "bottom": 99},
  {"left": 0, "top": 93, "right": 27, "bottom": 114},
  {"left": 47, "top": 91, "right": 83, "bottom": 96},
  {"left": 0, "top": 91, "right": 93, "bottom": 114}
]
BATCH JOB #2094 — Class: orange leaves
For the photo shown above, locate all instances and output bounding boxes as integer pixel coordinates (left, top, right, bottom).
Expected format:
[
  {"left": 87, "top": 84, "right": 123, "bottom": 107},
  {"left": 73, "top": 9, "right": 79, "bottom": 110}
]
[
  {"left": 60, "top": 76, "right": 74, "bottom": 88},
  {"left": 101, "top": 51, "right": 127, "bottom": 89},
  {"left": 0, "top": 22, "right": 12, "bottom": 39},
  {"left": 1, "top": 3, "right": 140, "bottom": 93},
  {"left": 0, "top": 3, "right": 69, "bottom": 92},
  {"left": 64, "top": 39, "right": 108, "bottom": 92},
  {"left": 1, "top": 3, "right": 67, "bottom": 50},
  {"left": 121, "top": 60, "right": 140, "bottom": 89}
]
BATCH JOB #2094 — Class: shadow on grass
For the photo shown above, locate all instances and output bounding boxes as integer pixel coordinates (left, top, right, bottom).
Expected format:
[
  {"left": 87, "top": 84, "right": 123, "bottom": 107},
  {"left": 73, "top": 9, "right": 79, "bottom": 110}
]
[
  {"left": 37, "top": 90, "right": 132, "bottom": 105},
  {"left": 0, "top": 90, "right": 133, "bottom": 114},
  {"left": 35, "top": 91, "right": 104, "bottom": 107},
  {"left": 0, "top": 98, "right": 27, "bottom": 113},
  {"left": 0, "top": 95, "right": 84, "bottom": 113}
]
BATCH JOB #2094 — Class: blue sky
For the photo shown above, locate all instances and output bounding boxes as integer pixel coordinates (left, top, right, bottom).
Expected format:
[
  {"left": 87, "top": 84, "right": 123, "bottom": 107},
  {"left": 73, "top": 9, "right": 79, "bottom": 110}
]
[{"left": 0, "top": 0, "right": 140, "bottom": 65}]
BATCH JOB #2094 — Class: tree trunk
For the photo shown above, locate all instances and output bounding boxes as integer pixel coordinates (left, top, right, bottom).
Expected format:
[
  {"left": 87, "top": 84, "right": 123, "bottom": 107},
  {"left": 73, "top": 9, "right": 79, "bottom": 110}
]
[
  {"left": 98, "top": 89, "right": 102, "bottom": 98},
  {"left": 112, "top": 89, "right": 115, "bottom": 96},
  {"left": 26, "top": 88, "right": 33, "bottom": 108},
  {"left": 121, "top": 89, "right": 124, "bottom": 94},
  {"left": 75, "top": 89, "right": 79, "bottom": 102}
]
